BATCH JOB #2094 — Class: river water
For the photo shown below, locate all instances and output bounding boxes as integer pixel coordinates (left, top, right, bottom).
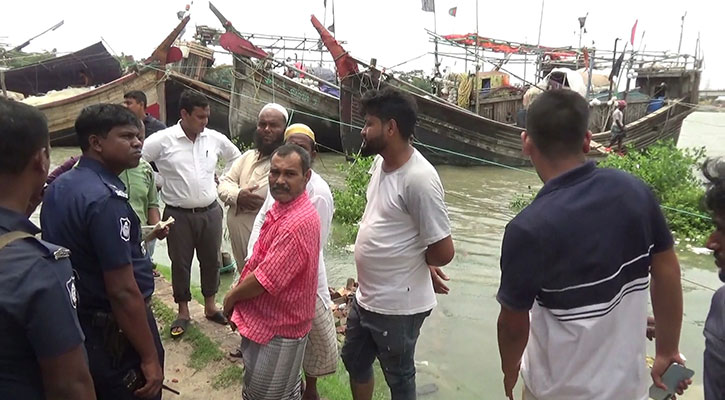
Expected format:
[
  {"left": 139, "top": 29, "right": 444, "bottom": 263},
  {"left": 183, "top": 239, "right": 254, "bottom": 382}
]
[{"left": 41, "top": 111, "right": 725, "bottom": 399}]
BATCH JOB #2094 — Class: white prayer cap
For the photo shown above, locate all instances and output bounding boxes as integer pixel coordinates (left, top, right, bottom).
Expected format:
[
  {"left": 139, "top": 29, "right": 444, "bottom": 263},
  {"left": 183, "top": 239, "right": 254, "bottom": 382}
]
[{"left": 259, "top": 103, "right": 289, "bottom": 123}]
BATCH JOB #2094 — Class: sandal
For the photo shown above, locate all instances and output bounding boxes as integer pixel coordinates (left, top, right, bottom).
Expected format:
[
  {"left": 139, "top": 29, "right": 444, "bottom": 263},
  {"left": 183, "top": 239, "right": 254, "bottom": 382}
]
[
  {"left": 170, "top": 318, "right": 190, "bottom": 339},
  {"left": 205, "top": 311, "right": 228, "bottom": 326}
]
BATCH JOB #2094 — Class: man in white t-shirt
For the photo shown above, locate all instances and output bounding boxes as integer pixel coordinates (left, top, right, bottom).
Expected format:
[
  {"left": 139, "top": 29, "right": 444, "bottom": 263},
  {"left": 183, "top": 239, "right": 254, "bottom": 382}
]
[{"left": 341, "top": 87, "right": 455, "bottom": 400}]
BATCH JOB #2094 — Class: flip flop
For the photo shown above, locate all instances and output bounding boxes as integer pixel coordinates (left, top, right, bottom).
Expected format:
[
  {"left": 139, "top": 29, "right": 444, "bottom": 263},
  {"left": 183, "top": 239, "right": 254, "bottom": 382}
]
[
  {"left": 170, "top": 318, "right": 190, "bottom": 339},
  {"left": 205, "top": 311, "right": 228, "bottom": 326}
]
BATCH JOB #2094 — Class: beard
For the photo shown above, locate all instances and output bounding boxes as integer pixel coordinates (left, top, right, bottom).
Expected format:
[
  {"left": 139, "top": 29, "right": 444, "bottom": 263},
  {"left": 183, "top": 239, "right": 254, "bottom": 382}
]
[
  {"left": 255, "top": 130, "right": 284, "bottom": 156},
  {"left": 360, "top": 135, "right": 385, "bottom": 157}
]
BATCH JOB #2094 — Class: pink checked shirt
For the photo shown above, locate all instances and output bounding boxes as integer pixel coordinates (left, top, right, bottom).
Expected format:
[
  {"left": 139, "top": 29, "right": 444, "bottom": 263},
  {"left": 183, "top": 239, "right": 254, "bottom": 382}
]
[{"left": 231, "top": 191, "right": 320, "bottom": 344}]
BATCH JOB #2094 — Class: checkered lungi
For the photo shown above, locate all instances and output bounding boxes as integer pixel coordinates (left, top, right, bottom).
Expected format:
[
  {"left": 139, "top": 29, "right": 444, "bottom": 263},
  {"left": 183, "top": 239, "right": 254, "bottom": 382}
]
[
  {"left": 241, "top": 335, "right": 307, "bottom": 400},
  {"left": 303, "top": 297, "right": 339, "bottom": 377}
]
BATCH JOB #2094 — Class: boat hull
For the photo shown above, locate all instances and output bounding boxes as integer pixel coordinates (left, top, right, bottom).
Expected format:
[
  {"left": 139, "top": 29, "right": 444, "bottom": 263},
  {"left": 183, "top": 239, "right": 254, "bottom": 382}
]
[
  {"left": 33, "top": 69, "right": 166, "bottom": 146},
  {"left": 340, "top": 69, "right": 696, "bottom": 166},
  {"left": 229, "top": 57, "right": 342, "bottom": 152},
  {"left": 165, "top": 73, "right": 231, "bottom": 136}
]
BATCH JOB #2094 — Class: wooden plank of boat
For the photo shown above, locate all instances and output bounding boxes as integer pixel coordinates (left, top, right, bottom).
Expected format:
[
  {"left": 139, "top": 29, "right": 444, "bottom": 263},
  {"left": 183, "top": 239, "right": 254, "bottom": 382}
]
[
  {"left": 37, "top": 70, "right": 162, "bottom": 145},
  {"left": 26, "top": 17, "right": 190, "bottom": 146}
]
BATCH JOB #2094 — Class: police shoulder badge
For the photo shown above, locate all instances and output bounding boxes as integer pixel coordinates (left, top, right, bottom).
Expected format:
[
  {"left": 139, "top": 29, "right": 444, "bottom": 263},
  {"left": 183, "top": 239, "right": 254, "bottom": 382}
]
[
  {"left": 119, "top": 217, "right": 131, "bottom": 242},
  {"left": 66, "top": 277, "right": 78, "bottom": 309}
]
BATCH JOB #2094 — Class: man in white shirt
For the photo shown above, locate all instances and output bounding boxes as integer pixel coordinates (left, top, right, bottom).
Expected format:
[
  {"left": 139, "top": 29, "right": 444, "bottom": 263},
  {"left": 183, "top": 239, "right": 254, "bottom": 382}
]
[
  {"left": 246, "top": 123, "right": 337, "bottom": 400},
  {"left": 142, "top": 90, "right": 241, "bottom": 338},
  {"left": 341, "top": 87, "right": 455, "bottom": 400},
  {"left": 607, "top": 100, "right": 626, "bottom": 153},
  {"left": 218, "top": 103, "right": 287, "bottom": 272}
]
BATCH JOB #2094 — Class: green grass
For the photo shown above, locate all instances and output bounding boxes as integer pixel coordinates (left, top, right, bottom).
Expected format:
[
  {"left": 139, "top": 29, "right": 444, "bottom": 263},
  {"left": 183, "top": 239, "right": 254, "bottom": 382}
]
[
  {"left": 151, "top": 297, "right": 224, "bottom": 370},
  {"left": 212, "top": 365, "right": 245, "bottom": 389},
  {"left": 316, "top": 360, "right": 391, "bottom": 400}
]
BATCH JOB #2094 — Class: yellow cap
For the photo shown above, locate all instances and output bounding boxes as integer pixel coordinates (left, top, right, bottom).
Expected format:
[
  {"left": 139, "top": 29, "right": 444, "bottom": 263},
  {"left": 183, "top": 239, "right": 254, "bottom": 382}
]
[{"left": 284, "top": 123, "right": 315, "bottom": 143}]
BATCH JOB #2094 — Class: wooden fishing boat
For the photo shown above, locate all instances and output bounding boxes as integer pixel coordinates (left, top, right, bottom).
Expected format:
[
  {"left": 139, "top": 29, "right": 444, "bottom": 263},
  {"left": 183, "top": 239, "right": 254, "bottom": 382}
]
[
  {"left": 209, "top": 3, "right": 342, "bottom": 152},
  {"left": 15, "top": 17, "right": 190, "bottom": 145},
  {"left": 312, "top": 17, "right": 701, "bottom": 166},
  {"left": 165, "top": 70, "right": 232, "bottom": 136}
]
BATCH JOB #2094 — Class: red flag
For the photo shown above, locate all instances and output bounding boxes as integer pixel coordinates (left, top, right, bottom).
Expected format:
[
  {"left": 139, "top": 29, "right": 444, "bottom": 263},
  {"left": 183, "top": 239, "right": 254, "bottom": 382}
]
[
  {"left": 448, "top": 7, "right": 457, "bottom": 17},
  {"left": 630, "top": 19, "right": 638, "bottom": 46}
]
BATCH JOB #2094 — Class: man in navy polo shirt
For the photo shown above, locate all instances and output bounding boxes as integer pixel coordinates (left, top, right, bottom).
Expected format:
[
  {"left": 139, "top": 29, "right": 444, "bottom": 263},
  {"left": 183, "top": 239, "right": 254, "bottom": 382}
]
[
  {"left": 496, "top": 89, "right": 689, "bottom": 400},
  {"left": 42, "top": 104, "right": 164, "bottom": 399}
]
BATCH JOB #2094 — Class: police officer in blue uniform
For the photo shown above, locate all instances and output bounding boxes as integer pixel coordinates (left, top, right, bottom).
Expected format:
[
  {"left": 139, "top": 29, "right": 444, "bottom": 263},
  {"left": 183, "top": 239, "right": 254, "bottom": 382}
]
[
  {"left": 41, "top": 104, "right": 164, "bottom": 399},
  {"left": 0, "top": 98, "right": 95, "bottom": 399}
]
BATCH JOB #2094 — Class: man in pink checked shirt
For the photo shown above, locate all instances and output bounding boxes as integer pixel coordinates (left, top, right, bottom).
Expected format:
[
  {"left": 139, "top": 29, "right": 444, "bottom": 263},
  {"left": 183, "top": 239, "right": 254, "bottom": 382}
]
[{"left": 222, "top": 143, "right": 320, "bottom": 400}]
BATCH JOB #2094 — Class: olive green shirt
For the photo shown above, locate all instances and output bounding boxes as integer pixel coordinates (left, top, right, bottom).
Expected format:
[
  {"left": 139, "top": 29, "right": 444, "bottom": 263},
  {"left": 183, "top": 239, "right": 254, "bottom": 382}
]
[{"left": 119, "top": 159, "right": 159, "bottom": 225}]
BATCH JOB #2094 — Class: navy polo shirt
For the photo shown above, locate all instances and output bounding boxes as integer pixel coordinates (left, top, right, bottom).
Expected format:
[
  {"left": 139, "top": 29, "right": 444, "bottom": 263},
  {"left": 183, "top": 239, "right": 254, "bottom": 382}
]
[
  {"left": 41, "top": 156, "right": 154, "bottom": 312},
  {"left": 497, "top": 161, "right": 674, "bottom": 398},
  {"left": 0, "top": 207, "right": 84, "bottom": 399},
  {"left": 498, "top": 161, "right": 673, "bottom": 312}
]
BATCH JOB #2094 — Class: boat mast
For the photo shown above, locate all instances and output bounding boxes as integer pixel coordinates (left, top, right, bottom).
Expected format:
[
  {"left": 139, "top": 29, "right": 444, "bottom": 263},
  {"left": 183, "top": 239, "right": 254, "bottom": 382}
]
[
  {"left": 535, "top": 0, "right": 545, "bottom": 82},
  {"left": 474, "top": 0, "right": 480, "bottom": 114},
  {"left": 607, "top": 38, "right": 620, "bottom": 101},
  {"left": 677, "top": 12, "right": 687, "bottom": 65},
  {"left": 433, "top": 5, "right": 440, "bottom": 84}
]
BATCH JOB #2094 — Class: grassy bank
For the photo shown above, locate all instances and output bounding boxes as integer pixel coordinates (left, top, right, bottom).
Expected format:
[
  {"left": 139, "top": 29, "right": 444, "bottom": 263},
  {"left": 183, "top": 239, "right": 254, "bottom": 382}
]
[{"left": 150, "top": 297, "right": 243, "bottom": 389}]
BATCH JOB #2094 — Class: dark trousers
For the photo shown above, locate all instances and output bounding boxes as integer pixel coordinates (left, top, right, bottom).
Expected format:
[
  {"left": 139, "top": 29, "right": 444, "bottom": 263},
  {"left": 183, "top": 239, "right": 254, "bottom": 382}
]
[
  {"left": 80, "top": 307, "right": 164, "bottom": 400},
  {"left": 341, "top": 299, "right": 430, "bottom": 400},
  {"left": 163, "top": 203, "right": 223, "bottom": 303},
  {"left": 704, "top": 334, "right": 725, "bottom": 400}
]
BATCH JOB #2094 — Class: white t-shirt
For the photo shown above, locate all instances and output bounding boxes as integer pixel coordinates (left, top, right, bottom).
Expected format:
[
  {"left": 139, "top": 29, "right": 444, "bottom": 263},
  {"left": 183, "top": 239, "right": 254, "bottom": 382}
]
[
  {"left": 612, "top": 108, "right": 624, "bottom": 127},
  {"left": 246, "top": 170, "right": 334, "bottom": 308},
  {"left": 355, "top": 149, "right": 451, "bottom": 315}
]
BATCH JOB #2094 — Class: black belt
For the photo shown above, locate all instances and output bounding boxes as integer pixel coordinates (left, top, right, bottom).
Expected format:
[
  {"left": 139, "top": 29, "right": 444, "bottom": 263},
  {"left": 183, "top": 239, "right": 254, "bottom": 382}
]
[{"left": 166, "top": 202, "right": 217, "bottom": 213}]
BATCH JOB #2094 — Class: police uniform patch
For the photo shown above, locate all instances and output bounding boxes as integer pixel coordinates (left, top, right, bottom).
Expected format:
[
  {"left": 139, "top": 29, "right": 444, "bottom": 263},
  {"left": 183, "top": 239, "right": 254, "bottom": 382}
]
[
  {"left": 66, "top": 277, "right": 78, "bottom": 309},
  {"left": 53, "top": 247, "right": 71, "bottom": 260},
  {"left": 119, "top": 217, "right": 131, "bottom": 242},
  {"left": 108, "top": 183, "right": 129, "bottom": 199}
]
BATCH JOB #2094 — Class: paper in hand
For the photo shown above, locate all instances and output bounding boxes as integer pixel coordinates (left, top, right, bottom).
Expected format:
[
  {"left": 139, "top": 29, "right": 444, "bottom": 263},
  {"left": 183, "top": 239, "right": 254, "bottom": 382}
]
[{"left": 143, "top": 217, "right": 175, "bottom": 242}]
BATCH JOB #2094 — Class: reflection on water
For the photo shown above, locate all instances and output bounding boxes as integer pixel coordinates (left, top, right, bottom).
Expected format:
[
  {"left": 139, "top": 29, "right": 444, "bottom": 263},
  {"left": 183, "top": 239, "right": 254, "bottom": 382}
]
[{"left": 41, "top": 112, "right": 725, "bottom": 399}]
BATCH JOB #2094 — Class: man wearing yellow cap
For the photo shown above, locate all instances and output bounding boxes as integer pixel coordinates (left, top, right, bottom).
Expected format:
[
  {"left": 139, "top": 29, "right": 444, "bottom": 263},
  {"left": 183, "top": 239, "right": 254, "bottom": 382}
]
[
  {"left": 247, "top": 123, "right": 337, "bottom": 400},
  {"left": 218, "top": 103, "right": 288, "bottom": 272}
]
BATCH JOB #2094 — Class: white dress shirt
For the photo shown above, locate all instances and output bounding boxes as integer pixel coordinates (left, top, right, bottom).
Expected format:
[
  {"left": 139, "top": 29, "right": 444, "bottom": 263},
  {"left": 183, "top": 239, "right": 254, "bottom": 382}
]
[
  {"left": 247, "top": 170, "right": 334, "bottom": 308},
  {"left": 142, "top": 123, "right": 241, "bottom": 209}
]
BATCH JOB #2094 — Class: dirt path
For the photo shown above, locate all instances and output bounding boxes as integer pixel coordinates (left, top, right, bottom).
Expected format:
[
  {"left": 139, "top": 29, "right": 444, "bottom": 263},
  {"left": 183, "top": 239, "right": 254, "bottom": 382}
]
[
  {"left": 154, "top": 277, "right": 242, "bottom": 399},
  {"left": 161, "top": 340, "right": 239, "bottom": 399}
]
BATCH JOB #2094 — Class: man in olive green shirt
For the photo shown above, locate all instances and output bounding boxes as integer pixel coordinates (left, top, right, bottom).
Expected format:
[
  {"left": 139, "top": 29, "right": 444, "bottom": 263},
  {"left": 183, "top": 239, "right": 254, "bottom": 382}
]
[
  {"left": 119, "top": 158, "right": 161, "bottom": 257},
  {"left": 120, "top": 128, "right": 166, "bottom": 260}
]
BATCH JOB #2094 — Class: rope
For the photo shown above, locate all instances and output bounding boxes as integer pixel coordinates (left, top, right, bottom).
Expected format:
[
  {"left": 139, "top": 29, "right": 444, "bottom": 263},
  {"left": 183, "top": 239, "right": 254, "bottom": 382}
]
[
  {"left": 413, "top": 139, "right": 536, "bottom": 174},
  {"left": 660, "top": 205, "right": 711, "bottom": 220}
]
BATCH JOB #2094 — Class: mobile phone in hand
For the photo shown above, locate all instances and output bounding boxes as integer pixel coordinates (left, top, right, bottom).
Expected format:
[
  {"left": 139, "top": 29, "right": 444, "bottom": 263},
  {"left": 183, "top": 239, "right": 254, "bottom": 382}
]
[{"left": 649, "top": 363, "right": 694, "bottom": 400}]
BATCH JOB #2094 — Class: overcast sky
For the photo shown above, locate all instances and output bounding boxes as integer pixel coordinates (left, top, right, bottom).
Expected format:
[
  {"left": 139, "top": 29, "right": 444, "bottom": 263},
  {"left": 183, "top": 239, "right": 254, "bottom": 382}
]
[{"left": 3, "top": 0, "right": 723, "bottom": 89}]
